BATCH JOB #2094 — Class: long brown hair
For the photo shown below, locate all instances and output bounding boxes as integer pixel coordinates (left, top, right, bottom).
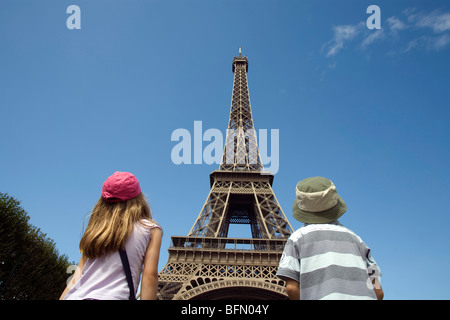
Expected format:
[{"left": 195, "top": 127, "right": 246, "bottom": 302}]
[{"left": 79, "top": 193, "right": 153, "bottom": 259}]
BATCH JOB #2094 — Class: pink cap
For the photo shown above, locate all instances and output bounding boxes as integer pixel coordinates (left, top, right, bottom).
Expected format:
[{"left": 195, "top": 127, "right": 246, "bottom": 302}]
[{"left": 101, "top": 172, "right": 141, "bottom": 202}]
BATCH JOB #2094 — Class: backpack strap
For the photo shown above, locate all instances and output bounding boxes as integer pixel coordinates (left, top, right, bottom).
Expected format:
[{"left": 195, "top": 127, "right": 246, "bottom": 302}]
[{"left": 118, "top": 248, "right": 136, "bottom": 300}]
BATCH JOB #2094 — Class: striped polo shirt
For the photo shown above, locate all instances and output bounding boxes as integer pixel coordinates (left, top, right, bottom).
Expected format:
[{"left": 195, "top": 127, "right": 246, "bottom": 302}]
[{"left": 277, "top": 221, "right": 381, "bottom": 300}]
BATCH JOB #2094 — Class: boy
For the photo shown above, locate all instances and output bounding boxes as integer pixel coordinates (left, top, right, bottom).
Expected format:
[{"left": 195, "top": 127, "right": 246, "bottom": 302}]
[{"left": 277, "top": 177, "right": 383, "bottom": 300}]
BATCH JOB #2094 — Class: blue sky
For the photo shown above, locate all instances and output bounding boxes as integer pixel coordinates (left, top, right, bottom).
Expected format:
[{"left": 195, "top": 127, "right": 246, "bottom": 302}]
[{"left": 1, "top": 0, "right": 450, "bottom": 299}]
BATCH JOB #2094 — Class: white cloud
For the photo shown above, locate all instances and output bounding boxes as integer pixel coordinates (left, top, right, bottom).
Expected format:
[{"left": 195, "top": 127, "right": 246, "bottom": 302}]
[
  {"left": 401, "top": 9, "right": 450, "bottom": 52},
  {"left": 433, "top": 33, "right": 450, "bottom": 50},
  {"left": 386, "top": 16, "right": 408, "bottom": 34},
  {"left": 333, "top": 24, "right": 360, "bottom": 41},
  {"left": 321, "top": 8, "right": 450, "bottom": 59},
  {"left": 404, "top": 36, "right": 426, "bottom": 53},
  {"left": 409, "top": 10, "right": 450, "bottom": 33},
  {"left": 361, "top": 29, "right": 385, "bottom": 48},
  {"left": 325, "top": 22, "right": 364, "bottom": 57},
  {"left": 404, "top": 34, "right": 450, "bottom": 53}
]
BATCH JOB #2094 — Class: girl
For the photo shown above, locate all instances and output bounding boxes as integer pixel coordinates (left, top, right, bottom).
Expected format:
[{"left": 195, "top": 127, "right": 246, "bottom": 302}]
[{"left": 60, "top": 172, "right": 162, "bottom": 300}]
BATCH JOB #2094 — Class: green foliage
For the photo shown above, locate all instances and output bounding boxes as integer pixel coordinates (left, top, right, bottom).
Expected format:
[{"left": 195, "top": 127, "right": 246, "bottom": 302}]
[{"left": 0, "top": 192, "right": 71, "bottom": 300}]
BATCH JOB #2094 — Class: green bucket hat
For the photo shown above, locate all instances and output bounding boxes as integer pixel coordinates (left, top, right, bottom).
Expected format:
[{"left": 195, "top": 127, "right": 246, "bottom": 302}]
[{"left": 292, "top": 177, "right": 347, "bottom": 224}]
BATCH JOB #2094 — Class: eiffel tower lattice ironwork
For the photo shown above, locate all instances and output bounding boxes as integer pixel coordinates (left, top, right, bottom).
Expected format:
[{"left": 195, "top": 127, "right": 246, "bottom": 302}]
[{"left": 157, "top": 49, "right": 294, "bottom": 300}]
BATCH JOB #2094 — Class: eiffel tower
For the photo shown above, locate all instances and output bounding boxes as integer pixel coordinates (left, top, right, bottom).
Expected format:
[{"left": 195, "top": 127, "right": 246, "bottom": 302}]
[{"left": 158, "top": 49, "right": 294, "bottom": 300}]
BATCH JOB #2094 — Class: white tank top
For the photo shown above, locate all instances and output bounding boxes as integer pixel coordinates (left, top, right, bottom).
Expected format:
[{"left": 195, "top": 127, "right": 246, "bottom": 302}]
[{"left": 63, "top": 219, "right": 161, "bottom": 300}]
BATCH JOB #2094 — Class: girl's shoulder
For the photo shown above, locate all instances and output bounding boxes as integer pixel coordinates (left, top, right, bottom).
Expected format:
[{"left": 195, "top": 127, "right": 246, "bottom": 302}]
[{"left": 140, "top": 219, "right": 163, "bottom": 232}]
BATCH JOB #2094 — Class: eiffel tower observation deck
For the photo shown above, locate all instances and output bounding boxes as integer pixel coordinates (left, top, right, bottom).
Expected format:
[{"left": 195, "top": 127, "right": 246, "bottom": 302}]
[{"left": 157, "top": 49, "right": 294, "bottom": 300}]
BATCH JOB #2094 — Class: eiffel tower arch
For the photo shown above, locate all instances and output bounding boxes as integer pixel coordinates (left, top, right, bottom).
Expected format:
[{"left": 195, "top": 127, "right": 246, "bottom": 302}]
[{"left": 158, "top": 50, "right": 294, "bottom": 300}]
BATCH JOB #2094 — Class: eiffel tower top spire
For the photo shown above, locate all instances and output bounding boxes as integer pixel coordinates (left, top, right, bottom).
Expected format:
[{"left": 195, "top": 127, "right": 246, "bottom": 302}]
[{"left": 220, "top": 48, "right": 262, "bottom": 172}]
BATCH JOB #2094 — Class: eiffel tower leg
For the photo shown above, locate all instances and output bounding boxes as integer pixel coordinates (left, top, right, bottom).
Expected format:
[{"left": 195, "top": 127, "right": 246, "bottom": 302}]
[
  {"left": 188, "top": 180, "right": 232, "bottom": 238},
  {"left": 253, "top": 182, "right": 293, "bottom": 240}
]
